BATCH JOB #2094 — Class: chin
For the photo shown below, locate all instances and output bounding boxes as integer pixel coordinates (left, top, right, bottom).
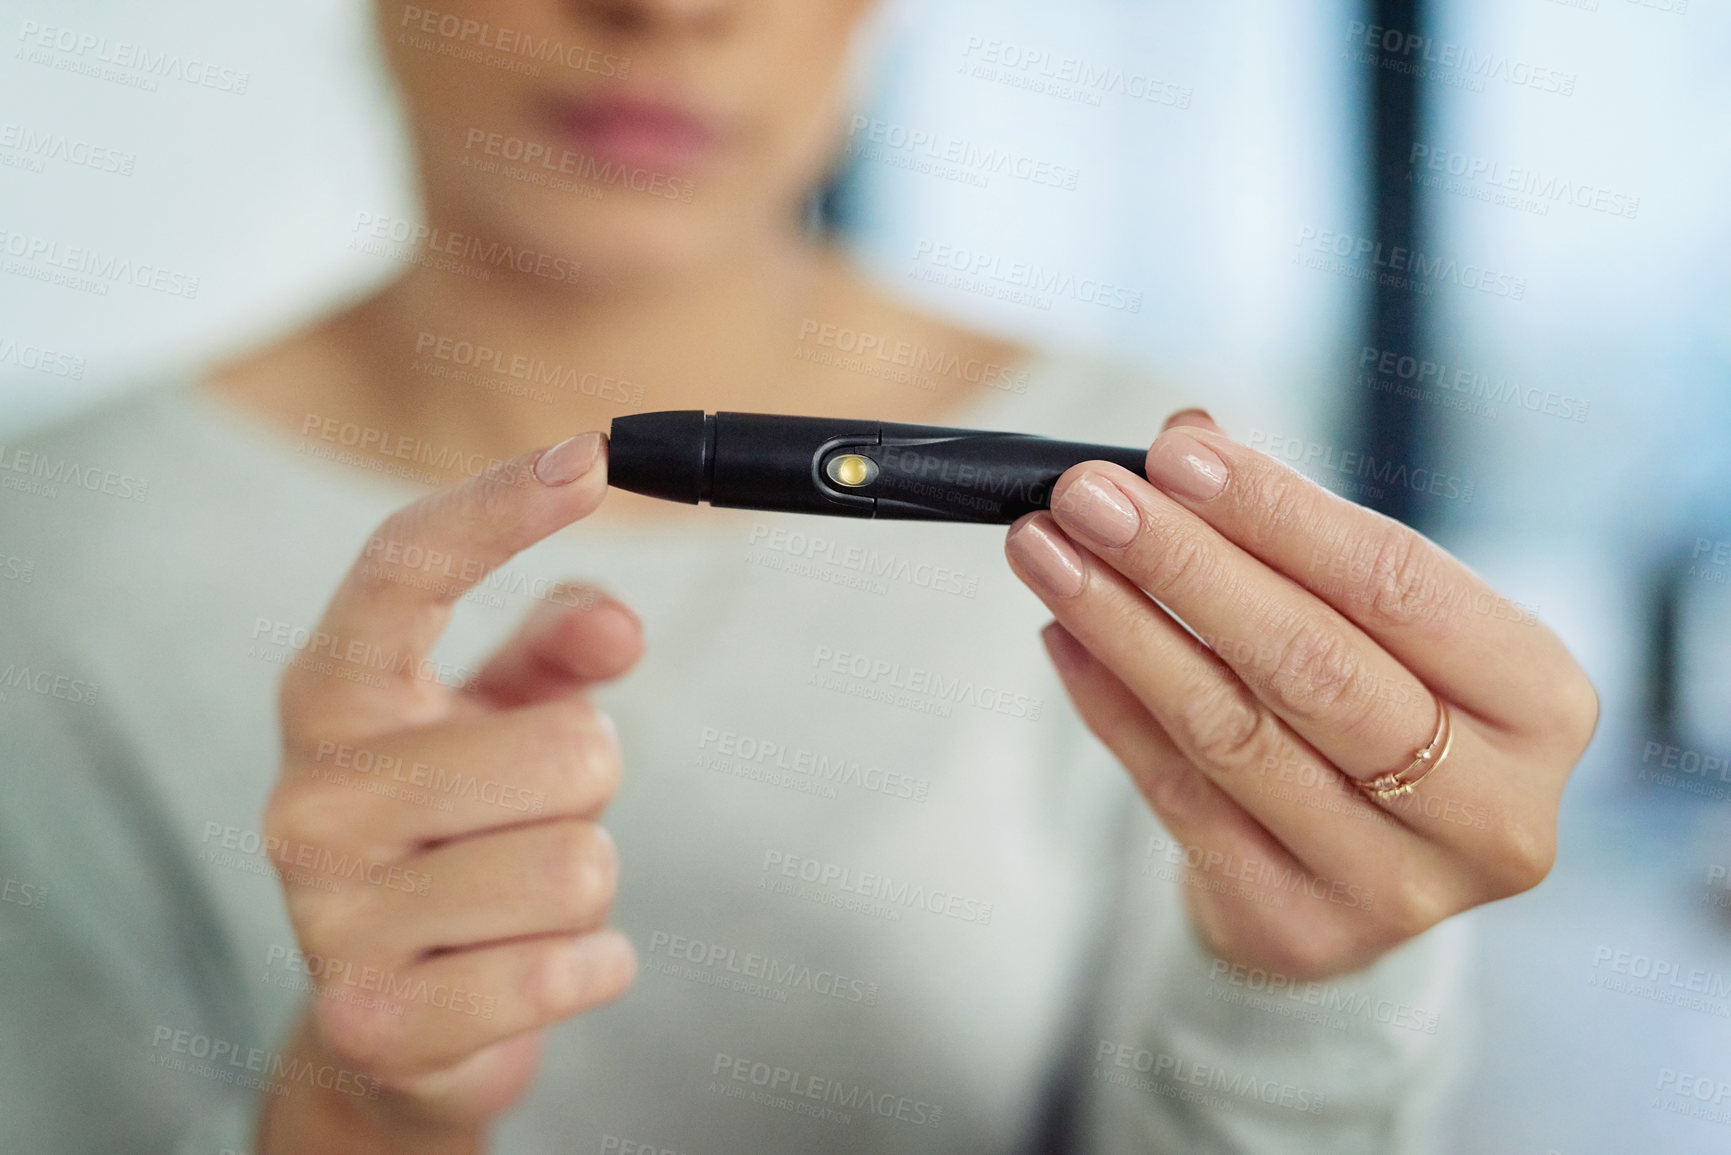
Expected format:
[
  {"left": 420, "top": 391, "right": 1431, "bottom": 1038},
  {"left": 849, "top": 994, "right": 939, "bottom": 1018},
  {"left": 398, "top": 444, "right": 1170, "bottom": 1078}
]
[{"left": 446, "top": 171, "right": 769, "bottom": 287}]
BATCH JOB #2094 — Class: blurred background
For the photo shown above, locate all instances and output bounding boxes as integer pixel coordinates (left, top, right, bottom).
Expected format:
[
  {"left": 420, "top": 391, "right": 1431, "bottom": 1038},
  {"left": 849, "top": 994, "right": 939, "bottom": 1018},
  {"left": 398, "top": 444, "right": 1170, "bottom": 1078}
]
[{"left": 3, "top": 1, "right": 1728, "bottom": 1150}]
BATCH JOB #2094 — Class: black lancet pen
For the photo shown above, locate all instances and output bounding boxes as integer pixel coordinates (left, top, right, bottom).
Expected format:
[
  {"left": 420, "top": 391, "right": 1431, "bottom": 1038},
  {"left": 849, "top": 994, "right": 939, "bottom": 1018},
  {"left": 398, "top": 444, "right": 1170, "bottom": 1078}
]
[{"left": 607, "top": 410, "right": 1152, "bottom": 524}]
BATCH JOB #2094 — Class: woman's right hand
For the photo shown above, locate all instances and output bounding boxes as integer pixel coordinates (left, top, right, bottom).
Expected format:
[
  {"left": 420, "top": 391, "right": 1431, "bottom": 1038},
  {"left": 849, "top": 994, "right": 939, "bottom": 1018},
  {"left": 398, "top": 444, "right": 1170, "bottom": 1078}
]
[{"left": 257, "top": 432, "right": 640, "bottom": 1153}]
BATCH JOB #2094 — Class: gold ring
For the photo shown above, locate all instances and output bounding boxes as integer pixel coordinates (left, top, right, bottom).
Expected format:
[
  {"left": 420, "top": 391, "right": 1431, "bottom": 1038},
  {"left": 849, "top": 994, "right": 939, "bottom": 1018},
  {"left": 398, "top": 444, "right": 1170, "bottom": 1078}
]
[{"left": 1357, "top": 698, "right": 1453, "bottom": 802}]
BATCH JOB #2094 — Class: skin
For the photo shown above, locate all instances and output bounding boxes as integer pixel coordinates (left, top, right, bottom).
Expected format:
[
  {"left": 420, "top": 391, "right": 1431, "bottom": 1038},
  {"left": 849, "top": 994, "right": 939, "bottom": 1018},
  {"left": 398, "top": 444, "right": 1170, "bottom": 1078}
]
[{"left": 206, "top": 0, "right": 1600, "bottom": 1149}]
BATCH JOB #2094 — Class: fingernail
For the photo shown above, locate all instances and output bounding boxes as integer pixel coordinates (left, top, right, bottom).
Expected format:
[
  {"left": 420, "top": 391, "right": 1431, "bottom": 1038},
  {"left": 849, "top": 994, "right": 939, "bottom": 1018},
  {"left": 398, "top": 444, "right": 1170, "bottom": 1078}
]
[
  {"left": 1007, "top": 517, "right": 1086, "bottom": 598},
  {"left": 1163, "top": 407, "right": 1220, "bottom": 433},
  {"left": 1053, "top": 473, "right": 1140, "bottom": 548},
  {"left": 535, "top": 432, "right": 603, "bottom": 486},
  {"left": 1145, "top": 430, "right": 1228, "bottom": 502}
]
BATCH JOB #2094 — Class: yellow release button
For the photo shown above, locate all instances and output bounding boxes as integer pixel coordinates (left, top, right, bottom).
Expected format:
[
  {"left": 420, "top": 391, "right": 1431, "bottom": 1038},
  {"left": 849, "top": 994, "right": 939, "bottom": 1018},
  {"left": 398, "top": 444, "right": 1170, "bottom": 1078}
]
[{"left": 825, "top": 452, "right": 879, "bottom": 488}]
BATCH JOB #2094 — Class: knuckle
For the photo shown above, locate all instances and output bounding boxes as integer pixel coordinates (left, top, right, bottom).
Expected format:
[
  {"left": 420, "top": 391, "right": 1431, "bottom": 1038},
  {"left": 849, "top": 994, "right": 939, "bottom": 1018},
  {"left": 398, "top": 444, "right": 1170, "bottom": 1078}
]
[
  {"left": 542, "top": 704, "right": 621, "bottom": 801},
  {"left": 1357, "top": 530, "right": 1449, "bottom": 631},
  {"left": 263, "top": 778, "right": 337, "bottom": 855},
  {"left": 525, "top": 943, "right": 585, "bottom": 1020},
  {"left": 1175, "top": 683, "right": 1277, "bottom": 777},
  {"left": 544, "top": 825, "right": 617, "bottom": 922},
  {"left": 1374, "top": 860, "right": 1452, "bottom": 941},
  {"left": 1548, "top": 670, "right": 1601, "bottom": 750},
  {"left": 1241, "top": 464, "right": 1314, "bottom": 539},
  {"left": 464, "top": 465, "right": 522, "bottom": 525},
  {"left": 1261, "top": 616, "right": 1381, "bottom": 731},
  {"left": 526, "top": 935, "right": 634, "bottom": 1020},
  {"left": 1137, "top": 527, "right": 1217, "bottom": 600},
  {"left": 1256, "top": 916, "right": 1358, "bottom": 982},
  {"left": 1489, "top": 813, "right": 1557, "bottom": 896},
  {"left": 1137, "top": 761, "right": 1208, "bottom": 825},
  {"left": 314, "top": 991, "right": 403, "bottom": 1075}
]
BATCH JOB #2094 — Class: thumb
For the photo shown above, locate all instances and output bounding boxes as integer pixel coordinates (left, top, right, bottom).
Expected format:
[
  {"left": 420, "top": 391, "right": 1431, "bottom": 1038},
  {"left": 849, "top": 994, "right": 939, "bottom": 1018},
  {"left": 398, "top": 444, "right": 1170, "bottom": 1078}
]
[{"left": 465, "top": 586, "right": 645, "bottom": 709}]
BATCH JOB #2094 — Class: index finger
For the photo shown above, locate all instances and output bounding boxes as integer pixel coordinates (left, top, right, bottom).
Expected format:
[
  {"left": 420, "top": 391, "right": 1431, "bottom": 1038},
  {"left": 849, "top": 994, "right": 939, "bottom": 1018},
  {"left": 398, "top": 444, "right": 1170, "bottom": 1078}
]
[
  {"left": 281, "top": 432, "right": 610, "bottom": 737},
  {"left": 1137, "top": 424, "right": 1588, "bottom": 732}
]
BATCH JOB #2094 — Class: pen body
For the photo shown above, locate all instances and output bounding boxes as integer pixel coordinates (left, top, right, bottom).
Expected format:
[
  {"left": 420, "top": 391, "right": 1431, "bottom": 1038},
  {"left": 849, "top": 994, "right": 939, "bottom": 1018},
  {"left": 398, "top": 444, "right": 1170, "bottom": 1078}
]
[{"left": 608, "top": 410, "right": 1150, "bottom": 524}]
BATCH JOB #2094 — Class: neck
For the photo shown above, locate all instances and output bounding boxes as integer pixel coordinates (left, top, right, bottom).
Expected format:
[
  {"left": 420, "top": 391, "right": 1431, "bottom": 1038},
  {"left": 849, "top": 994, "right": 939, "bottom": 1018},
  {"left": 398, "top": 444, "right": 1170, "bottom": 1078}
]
[{"left": 332, "top": 219, "right": 836, "bottom": 459}]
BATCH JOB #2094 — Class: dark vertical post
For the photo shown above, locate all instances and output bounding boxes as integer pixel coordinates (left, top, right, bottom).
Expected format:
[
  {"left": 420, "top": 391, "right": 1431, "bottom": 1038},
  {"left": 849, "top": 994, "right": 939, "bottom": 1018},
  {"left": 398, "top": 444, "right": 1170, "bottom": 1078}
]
[{"left": 1355, "top": 0, "right": 1431, "bottom": 528}]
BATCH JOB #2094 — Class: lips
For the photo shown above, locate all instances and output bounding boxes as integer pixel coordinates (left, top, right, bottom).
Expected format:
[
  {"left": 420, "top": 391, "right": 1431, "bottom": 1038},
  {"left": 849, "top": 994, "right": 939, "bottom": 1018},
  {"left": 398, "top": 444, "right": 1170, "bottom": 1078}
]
[{"left": 543, "top": 94, "right": 719, "bottom": 174}]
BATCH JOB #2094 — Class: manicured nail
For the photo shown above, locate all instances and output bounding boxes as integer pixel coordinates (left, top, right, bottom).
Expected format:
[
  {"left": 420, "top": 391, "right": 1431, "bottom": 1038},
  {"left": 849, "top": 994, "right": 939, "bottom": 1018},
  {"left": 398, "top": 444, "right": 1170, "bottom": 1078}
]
[
  {"left": 1145, "top": 430, "right": 1228, "bottom": 502},
  {"left": 1007, "top": 517, "right": 1086, "bottom": 598},
  {"left": 535, "top": 432, "right": 603, "bottom": 486},
  {"left": 1163, "top": 407, "right": 1220, "bottom": 432},
  {"left": 1054, "top": 473, "right": 1140, "bottom": 548}
]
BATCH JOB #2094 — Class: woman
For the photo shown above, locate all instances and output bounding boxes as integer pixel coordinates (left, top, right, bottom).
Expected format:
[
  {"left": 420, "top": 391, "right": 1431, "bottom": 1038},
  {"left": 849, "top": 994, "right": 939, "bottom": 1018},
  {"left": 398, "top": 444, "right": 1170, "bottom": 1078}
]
[{"left": 0, "top": 0, "right": 1596, "bottom": 1152}]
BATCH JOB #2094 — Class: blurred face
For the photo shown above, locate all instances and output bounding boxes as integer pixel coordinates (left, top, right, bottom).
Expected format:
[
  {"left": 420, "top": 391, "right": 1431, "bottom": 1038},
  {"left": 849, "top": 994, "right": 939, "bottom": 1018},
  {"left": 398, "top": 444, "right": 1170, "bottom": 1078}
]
[{"left": 376, "top": 0, "right": 876, "bottom": 279}]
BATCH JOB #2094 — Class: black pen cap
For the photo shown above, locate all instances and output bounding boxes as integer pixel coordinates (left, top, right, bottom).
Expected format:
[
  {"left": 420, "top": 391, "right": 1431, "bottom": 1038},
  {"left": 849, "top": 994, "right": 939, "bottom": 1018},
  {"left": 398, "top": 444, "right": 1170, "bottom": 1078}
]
[{"left": 607, "top": 409, "right": 714, "bottom": 504}]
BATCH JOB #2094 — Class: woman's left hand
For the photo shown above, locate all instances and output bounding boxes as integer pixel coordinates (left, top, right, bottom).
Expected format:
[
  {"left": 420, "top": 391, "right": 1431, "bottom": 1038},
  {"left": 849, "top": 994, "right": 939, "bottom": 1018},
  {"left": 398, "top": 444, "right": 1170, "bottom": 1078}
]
[{"left": 1005, "top": 409, "right": 1599, "bottom": 980}]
